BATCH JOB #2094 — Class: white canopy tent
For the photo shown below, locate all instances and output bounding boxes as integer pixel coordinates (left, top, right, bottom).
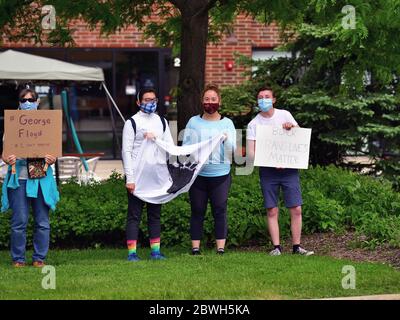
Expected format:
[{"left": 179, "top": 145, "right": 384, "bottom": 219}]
[{"left": 0, "top": 49, "right": 125, "bottom": 121}]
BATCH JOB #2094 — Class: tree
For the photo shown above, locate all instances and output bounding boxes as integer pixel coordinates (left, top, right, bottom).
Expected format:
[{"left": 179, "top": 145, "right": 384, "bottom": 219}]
[
  {"left": 0, "top": 0, "right": 247, "bottom": 132},
  {"left": 221, "top": 0, "right": 400, "bottom": 188}
]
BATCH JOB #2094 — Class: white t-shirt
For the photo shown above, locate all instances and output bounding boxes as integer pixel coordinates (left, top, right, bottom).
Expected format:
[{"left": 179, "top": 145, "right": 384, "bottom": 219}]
[{"left": 246, "top": 109, "right": 298, "bottom": 141}]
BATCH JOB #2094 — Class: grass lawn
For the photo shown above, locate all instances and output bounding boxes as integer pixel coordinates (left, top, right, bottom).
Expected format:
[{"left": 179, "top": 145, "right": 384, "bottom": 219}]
[{"left": 0, "top": 248, "right": 399, "bottom": 300}]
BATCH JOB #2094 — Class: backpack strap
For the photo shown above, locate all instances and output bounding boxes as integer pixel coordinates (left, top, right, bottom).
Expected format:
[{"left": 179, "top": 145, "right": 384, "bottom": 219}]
[
  {"left": 158, "top": 114, "right": 167, "bottom": 133},
  {"left": 129, "top": 115, "right": 166, "bottom": 135},
  {"left": 129, "top": 118, "right": 137, "bottom": 135}
]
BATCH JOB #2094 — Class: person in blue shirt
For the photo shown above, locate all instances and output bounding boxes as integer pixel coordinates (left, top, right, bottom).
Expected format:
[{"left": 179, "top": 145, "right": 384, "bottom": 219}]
[
  {"left": 183, "top": 84, "right": 236, "bottom": 255},
  {"left": 1, "top": 88, "right": 59, "bottom": 268}
]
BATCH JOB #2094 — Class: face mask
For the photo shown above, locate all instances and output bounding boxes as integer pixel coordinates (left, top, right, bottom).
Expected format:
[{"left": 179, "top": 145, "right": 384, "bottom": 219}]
[
  {"left": 140, "top": 101, "right": 157, "bottom": 114},
  {"left": 257, "top": 98, "right": 273, "bottom": 112},
  {"left": 19, "top": 101, "right": 38, "bottom": 110},
  {"left": 203, "top": 103, "right": 220, "bottom": 114}
]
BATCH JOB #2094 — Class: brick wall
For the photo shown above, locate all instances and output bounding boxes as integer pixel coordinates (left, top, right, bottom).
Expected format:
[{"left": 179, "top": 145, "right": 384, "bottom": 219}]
[{"left": 2, "top": 14, "right": 281, "bottom": 87}]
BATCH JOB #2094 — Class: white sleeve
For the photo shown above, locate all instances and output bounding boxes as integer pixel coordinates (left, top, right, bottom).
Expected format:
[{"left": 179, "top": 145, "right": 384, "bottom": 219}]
[
  {"left": 122, "top": 120, "right": 136, "bottom": 184},
  {"left": 286, "top": 111, "right": 299, "bottom": 127},
  {"left": 246, "top": 120, "right": 256, "bottom": 140}
]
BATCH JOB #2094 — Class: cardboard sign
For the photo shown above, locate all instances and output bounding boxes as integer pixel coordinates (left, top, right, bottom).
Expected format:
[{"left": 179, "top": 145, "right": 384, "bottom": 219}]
[
  {"left": 3, "top": 110, "right": 62, "bottom": 158},
  {"left": 254, "top": 125, "right": 312, "bottom": 169}
]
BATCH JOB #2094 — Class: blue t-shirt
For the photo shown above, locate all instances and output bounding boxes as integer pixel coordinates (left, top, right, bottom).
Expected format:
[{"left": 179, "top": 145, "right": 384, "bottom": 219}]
[{"left": 182, "top": 115, "right": 236, "bottom": 177}]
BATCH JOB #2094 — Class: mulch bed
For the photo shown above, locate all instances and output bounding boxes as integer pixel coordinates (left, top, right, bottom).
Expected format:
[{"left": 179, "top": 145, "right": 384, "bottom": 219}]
[{"left": 239, "top": 232, "right": 400, "bottom": 269}]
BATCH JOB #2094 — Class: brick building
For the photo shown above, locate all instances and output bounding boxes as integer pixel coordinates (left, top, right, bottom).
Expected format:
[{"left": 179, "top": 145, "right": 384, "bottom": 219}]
[{"left": 0, "top": 14, "right": 282, "bottom": 158}]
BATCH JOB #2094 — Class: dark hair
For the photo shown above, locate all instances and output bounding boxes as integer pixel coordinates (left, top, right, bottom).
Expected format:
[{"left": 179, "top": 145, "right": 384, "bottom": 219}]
[
  {"left": 202, "top": 84, "right": 221, "bottom": 102},
  {"left": 137, "top": 88, "right": 157, "bottom": 102},
  {"left": 256, "top": 86, "right": 275, "bottom": 98},
  {"left": 19, "top": 88, "right": 38, "bottom": 101}
]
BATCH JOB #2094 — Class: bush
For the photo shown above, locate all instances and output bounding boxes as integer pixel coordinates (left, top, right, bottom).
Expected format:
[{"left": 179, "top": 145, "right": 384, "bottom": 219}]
[{"left": 0, "top": 167, "right": 399, "bottom": 250}]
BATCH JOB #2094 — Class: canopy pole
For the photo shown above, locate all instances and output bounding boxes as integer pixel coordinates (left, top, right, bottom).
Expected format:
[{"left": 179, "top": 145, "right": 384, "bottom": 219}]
[
  {"left": 101, "top": 82, "right": 125, "bottom": 122},
  {"left": 105, "top": 94, "right": 121, "bottom": 158},
  {"left": 61, "top": 90, "right": 89, "bottom": 172}
]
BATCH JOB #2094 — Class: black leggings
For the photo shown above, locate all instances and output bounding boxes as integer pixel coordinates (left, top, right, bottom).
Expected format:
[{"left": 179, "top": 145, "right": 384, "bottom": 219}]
[
  {"left": 189, "top": 174, "right": 231, "bottom": 240},
  {"left": 126, "top": 192, "right": 161, "bottom": 240}
]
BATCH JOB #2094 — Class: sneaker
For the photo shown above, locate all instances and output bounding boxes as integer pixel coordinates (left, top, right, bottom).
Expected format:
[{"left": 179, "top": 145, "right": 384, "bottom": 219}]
[
  {"left": 269, "top": 248, "right": 282, "bottom": 256},
  {"left": 191, "top": 248, "right": 201, "bottom": 255},
  {"left": 127, "top": 253, "right": 141, "bottom": 262},
  {"left": 13, "top": 261, "right": 26, "bottom": 268},
  {"left": 150, "top": 252, "right": 166, "bottom": 260},
  {"left": 216, "top": 248, "right": 225, "bottom": 255},
  {"left": 32, "top": 261, "right": 45, "bottom": 268},
  {"left": 293, "top": 247, "right": 314, "bottom": 256}
]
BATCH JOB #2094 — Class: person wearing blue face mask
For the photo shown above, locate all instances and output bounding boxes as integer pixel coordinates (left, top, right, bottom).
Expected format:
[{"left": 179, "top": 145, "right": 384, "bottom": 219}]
[
  {"left": 247, "top": 86, "right": 314, "bottom": 257},
  {"left": 122, "top": 88, "right": 174, "bottom": 262},
  {"left": 1, "top": 88, "right": 59, "bottom": 268}
]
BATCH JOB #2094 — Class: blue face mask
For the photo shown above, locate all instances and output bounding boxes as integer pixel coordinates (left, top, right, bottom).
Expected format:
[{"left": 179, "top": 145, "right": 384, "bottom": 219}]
[
  {"left": 140, "top": 101, "right": 157, "bottom": 114},
  {"left": 257, "top": 98, "right": 273, "bottom": 112},
  {"left": 20, "top": 101, "right": 38, "bottom": 111}
]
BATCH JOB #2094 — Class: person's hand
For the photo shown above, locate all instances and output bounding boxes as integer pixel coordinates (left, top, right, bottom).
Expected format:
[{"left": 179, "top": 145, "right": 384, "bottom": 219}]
[
  {"left": 44, "top": 154, "right": 56, "bottom": 165},
  {"left": 282, "top": 122, "right": 295, "bottom": 130},
  {"left": 144, "top": 132, "right": 156, "bottom": 140},
  {"left": 3, "top": 155, "right": 16, "bottom": 166},
  {"left": 126, "top": 183, "right": 136, "bottom": 193}
]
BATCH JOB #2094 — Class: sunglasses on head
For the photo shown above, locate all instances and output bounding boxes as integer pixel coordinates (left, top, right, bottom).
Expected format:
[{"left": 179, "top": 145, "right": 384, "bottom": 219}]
[{"left": 20, "top": 98, "right": 37, "bottom": 103}]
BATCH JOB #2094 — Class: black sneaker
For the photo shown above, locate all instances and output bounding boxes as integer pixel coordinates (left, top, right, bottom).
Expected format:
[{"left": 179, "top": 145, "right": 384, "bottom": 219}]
[
  {"left": 191, "top": 248, "right": 201, "bottom": 255},
  {"left": 293, "top": 246, "right": 314, "bottom": 256},
  {"left": 216, "top": 248, "right": 225, "bottom": 255}
]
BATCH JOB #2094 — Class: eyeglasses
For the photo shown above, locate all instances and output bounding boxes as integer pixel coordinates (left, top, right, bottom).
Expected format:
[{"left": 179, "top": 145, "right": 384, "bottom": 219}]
[
  {"left": 143, "top": 98, "right": 158, "bottom": 103},
  {"left": 20, "top": 98, "right": 37, "bottom": 103}
]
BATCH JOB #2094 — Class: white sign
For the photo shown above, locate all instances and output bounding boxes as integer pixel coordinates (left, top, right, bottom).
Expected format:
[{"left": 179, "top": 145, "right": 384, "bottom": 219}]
[{"left": 254, "top": 125, "right": 312, "bottom": 169}]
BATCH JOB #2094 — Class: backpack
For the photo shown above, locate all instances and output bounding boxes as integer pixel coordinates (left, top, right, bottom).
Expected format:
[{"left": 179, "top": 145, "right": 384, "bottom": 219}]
[{"left": 129, "top": 114, "right": 167, "bottom": 135}]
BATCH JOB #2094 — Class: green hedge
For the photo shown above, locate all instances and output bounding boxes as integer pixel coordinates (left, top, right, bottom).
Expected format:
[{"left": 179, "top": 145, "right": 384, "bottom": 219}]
[{"left": 0, "top": 166, "right": 399, "bottom": 250}]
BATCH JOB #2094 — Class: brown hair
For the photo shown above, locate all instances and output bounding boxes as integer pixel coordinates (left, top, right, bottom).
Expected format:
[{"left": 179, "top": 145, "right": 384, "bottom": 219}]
[
  {"left": 257, "top": 86, "right": 275, "bottom": 98},
  {"left": 19, "top": 88, "right": 38, "bottom": 101},
  {"left": 202, "top": 84, "right": 221, "bottom": 102}
]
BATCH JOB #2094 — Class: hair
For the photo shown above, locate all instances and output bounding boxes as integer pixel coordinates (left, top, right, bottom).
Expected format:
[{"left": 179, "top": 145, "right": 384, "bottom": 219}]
[
  {"left": 202, "top": 84, "right": 221, "bottom": 102},
  {"left": 19, "top": 88, "right": 38, "bottom": 101},
  {"left": 256, "top": 86, "right": 275, "bottom": 98},
  {"left": 137, "top": 88, "right": 157, "bottom": 102}
]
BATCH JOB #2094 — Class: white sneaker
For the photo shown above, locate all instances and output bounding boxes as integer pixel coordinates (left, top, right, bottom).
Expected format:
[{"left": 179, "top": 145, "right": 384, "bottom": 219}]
[
  {"left": 293, "top": 247, "right": 314, "bottom": 256},
  {"left": 269, "top": 248, "right": 282, "bottom": 256}
]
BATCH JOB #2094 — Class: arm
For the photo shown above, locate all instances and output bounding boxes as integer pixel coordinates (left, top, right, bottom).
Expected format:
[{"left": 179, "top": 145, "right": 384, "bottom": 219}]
[
  {"left": 283, "top": 111, "right": 299, "bottom": 130},
  {"left": 121, "top": 120, "right": 136, "bottom": 192}
]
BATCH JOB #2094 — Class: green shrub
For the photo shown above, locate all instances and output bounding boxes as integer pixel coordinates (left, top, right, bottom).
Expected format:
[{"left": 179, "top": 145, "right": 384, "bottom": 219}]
[{"left": 0, "top": 167, "right": 399, "bottom": 249}]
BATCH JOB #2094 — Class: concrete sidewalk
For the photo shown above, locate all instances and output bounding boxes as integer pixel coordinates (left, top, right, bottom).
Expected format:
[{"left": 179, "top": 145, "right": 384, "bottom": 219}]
[
  {"left": 319, "top": 294, "right": 400, "bottom": 300},
  {"left": 95, "top": 160, "right": 124, "bottom": 180}
]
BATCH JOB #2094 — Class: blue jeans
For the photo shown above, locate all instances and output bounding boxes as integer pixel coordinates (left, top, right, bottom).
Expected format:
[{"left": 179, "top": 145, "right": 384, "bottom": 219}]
[{"left": 8, "top": 180, "right": 50, "bottom": 263}]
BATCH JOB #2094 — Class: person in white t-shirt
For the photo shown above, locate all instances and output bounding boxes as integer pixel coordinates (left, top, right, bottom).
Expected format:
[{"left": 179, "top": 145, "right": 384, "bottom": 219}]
[{"left": 247, "top": 87, "right": 314, "bottom": 256}]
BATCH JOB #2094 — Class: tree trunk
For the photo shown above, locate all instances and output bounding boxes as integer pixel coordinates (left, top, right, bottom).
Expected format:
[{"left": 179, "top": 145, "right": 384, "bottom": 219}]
[{"left": 176, "top": 1, "right": 209, "bottom": 135}]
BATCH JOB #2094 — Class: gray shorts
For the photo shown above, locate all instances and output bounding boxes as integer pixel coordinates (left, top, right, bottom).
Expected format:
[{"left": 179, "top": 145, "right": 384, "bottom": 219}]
[{"left": 259, "top": 167, "right": 303, "bottom": 209}]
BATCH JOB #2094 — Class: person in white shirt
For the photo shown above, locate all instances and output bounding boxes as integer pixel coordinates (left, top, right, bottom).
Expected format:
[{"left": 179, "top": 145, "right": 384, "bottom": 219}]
[
  {"left": 247, "top": 86, "right": 314, "bottom": 256},
  {"left": 122, "top": 88, "right": 173, "bottom": 262}
]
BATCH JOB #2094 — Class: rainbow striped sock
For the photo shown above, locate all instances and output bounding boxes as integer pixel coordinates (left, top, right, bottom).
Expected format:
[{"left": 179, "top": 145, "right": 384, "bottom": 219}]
[
  {"left": 127, "top": 240, "right": 137, "bottom": 255},
  {"left": 150, "top": 238, "right": 160, "bottom": 254}
]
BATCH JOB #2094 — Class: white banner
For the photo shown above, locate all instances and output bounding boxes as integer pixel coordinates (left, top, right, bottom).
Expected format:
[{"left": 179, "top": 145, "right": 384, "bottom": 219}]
[
  {"left": 133, "top": 134, "right": 224, "bottom": 204},
  {"left": 254, "top": 126, "right": 312, "bottom": 169}
]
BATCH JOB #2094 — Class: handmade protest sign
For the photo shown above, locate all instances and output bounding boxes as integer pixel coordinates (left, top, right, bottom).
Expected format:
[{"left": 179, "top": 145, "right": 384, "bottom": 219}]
[
  {"left": 254, "top": 125, "right": 312, "bottom": 169},
  {"left": 3, "top": 110, "right": 62, "bottom": 158}
]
